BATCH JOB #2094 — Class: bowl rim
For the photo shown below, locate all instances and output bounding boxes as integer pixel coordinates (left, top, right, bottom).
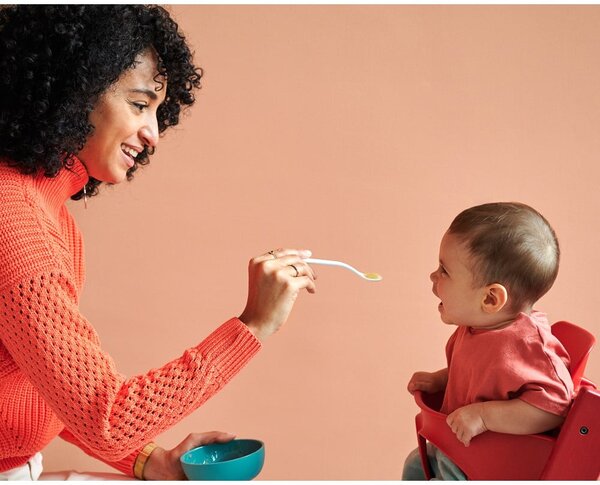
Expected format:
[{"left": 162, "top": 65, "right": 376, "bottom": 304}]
[{"left": 179, "top": 439, "right": 265, "bottom": 467}]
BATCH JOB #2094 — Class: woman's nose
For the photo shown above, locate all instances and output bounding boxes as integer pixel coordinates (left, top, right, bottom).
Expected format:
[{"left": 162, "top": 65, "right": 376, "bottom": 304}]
[
  {"left": 430, "top": 270, "right": 437, "bottom": 283},
  {"left": 139, "top": 117, "right": 159, "bottom": 148}
]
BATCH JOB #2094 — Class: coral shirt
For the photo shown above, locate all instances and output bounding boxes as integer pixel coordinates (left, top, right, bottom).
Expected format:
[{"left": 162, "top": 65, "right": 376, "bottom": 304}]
[
  {"left": 0, "top": 159, "right": 261, "bottom": 475},
  {"left": 441, "top": 311, "right": 573, "bottom": 417}
]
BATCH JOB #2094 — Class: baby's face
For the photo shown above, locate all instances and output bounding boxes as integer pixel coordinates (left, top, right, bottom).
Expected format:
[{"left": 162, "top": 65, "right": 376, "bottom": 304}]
[{"left": 430, "top": 232, "right": 487, "bottom": 327}]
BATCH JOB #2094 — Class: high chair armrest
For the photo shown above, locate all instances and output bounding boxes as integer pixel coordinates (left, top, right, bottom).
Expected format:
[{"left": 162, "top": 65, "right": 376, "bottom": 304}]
[{"left": 414, "top": 390, "right": 555, "bottom": 479}]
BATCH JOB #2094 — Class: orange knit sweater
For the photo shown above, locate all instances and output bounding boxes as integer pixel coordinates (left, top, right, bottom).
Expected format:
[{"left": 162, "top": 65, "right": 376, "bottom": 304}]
[{"left": 0, "top": 158, "right": 261, "bottom": 476}]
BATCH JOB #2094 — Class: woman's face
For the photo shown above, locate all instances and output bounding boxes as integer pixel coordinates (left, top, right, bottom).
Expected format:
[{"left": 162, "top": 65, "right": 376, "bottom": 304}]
[{"left": 78, "top": 49, "right": 167, "bottom": 184}]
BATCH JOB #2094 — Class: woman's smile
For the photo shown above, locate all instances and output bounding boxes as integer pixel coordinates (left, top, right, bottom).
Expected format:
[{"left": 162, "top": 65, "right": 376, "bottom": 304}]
[{"left": 120, "top": 143, "right": 141, "bottom": 168}]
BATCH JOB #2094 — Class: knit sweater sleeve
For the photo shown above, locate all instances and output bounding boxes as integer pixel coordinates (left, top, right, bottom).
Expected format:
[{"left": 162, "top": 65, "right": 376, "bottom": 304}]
[
  {"left": 0, "top": 269, "right": 261, "bottom": 462},
  {"left": 59, "top": 428, "right": 139, "bottom": 478}
]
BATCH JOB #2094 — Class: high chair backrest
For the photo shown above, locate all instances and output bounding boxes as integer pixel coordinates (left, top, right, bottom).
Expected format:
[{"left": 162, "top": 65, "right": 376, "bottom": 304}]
[
  {"left": 540, "top": 384, "right": 600, "bottom": 479},
  {"left": 551, "top": 321, "right": 596, "bottom": 389}
]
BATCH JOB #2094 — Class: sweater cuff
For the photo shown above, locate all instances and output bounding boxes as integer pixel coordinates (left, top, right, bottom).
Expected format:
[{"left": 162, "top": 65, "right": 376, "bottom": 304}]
[
  {"left": 106, "top": 447, "right": 139, "bottom": 478},
  {"left": 200, "top": 317, "right": 262, "bottom": 382},
  {"left": 58, "top": 427, "right": 139, "bottom": 478}
]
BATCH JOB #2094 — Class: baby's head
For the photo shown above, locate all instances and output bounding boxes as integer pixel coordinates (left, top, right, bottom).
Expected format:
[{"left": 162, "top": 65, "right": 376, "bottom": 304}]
[{"left": 431, "top": 202, "right": 559, "bottom": 328}]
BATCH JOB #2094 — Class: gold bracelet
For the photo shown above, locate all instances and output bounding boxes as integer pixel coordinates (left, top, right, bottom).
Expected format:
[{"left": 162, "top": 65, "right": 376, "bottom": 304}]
[{"left": 133, "top": 442, "right": 158, "bottom": 480}]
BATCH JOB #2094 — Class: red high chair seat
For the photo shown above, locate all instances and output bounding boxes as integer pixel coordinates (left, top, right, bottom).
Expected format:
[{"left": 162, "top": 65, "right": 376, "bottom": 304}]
[{"left": 413, "top": 321, "right": 599, "bottom": 480}]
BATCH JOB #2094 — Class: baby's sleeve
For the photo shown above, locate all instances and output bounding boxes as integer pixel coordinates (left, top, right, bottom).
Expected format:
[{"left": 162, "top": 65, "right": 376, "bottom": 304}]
[{"left": 511, "top": 334, "right": 574, "bottom": 417}]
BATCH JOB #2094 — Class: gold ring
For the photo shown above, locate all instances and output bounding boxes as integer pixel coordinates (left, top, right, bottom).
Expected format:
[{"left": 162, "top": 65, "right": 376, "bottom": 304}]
[{"left": 290, "top": 264, "right": 299, "bottom": 277}]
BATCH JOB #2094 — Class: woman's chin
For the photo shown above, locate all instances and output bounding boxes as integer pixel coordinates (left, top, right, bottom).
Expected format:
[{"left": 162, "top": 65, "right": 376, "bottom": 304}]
[
  {"left": 98, "top": 170, "right": 128, "bottom": 185},
  {"left": 113, "top": 172, "right": 128, "bottom": 184}
]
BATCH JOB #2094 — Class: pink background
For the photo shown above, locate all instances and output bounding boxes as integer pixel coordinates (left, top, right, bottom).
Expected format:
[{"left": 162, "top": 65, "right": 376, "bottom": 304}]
[{"left": 43, "top": 5, "right": 600, "bottom": 479}]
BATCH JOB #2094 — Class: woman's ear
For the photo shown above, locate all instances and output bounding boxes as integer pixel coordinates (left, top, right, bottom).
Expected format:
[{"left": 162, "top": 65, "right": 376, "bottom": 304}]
[{"left": 481, "top": 283, "right": 508, "bottom": 313}]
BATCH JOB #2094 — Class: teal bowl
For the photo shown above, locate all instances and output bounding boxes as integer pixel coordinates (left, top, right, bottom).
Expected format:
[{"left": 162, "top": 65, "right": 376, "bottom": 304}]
[{"left": 180, "top": 439, "right": 265, "bottom": 481}]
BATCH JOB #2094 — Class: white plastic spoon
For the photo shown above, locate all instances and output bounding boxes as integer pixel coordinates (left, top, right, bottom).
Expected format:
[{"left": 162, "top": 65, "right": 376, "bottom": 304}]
[{"left": 303, "top": 258, "right": 382, "bottom": 282}]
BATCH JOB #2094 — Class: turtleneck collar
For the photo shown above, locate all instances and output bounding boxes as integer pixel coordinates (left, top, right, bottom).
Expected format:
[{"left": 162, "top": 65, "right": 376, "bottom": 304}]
[{"left": 33, "top": 156, "right": 89, "bottom": 212}]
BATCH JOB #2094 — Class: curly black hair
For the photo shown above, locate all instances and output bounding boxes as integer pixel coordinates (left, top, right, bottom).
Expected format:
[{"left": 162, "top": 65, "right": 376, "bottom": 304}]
[{"left": 0, "top": 5, "right": 202, "bottom": 199}]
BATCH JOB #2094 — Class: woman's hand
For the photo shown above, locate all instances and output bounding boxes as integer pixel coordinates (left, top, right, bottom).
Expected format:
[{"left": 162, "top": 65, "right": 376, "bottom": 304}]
[
  {"left": 239, "top": 248, "right": 317, "bottom": 341},
  {"left": 143, "top": 431, "right": 236, "bottom": 480}
]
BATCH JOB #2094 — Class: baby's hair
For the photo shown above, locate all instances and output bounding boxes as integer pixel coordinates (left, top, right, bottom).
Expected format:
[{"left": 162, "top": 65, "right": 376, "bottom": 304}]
[{"left": 448, "top": 202, "right": 559, "bottom": 312}]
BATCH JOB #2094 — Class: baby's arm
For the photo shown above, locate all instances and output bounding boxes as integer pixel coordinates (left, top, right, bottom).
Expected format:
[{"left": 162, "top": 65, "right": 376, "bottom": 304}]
[
  {"left": 447, "top": 399, "right": 565, "bottom": 446},
  {"left": 407, "top": 368, "right": 448, "bottom": 395}
]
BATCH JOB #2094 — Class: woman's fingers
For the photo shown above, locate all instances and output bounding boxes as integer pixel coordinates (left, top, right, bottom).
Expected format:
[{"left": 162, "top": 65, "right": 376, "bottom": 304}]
[
  {"left": 251, "top": 249, "right": 317, "bottom": 282},
  {"left": 297, "top": 275, "right": 317, "bottom": 294},
  {"left": 284, "top": 261, "right": 316, "bottom": 281},
  {"left": 254, "top": 248, "right": 312, "bottom": 263},
  {"left": 188, "top": 431, "right": 235, "bottom": 448},
  {"left": 239, "top": 247, "right": 316, "bottom": 341},
  {"left": 253, "top": 248, "right": 282, "bottom": 264},
  {"left": 152, "top": 431, "right": 237, "bottom": 480},
  {"left": 173, "top": 431, "right": 235, "bottom": 456},
  {"left": 266, "top": 253, "right": 317, "bottom": 280}
]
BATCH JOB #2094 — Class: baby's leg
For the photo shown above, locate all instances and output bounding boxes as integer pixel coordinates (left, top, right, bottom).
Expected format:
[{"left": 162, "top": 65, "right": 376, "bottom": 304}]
[
  {"left": 402, "top": 447, "right": 429, "bottom": 480},
  {"left": 402, "top": 443, "right": 467, "bottom": 480},
  {"left": 432, "top": 446, "right": 467, "bottom": 480}
]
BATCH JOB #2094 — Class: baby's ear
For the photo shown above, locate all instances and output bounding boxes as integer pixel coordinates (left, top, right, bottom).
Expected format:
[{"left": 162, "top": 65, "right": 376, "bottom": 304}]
[{"left": 481, "top": 283, "right": 508, "bottom": 313}]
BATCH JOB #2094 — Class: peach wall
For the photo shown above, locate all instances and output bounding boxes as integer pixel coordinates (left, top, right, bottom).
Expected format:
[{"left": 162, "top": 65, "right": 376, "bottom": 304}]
[{"left": 43, "top": 5, "right": 600, "bottom": 479}]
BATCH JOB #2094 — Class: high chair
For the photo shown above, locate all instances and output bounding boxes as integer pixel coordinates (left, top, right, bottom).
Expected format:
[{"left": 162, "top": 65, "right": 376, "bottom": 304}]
[{"left": 413, "top": 321, "right": 599, "bottom": 480}]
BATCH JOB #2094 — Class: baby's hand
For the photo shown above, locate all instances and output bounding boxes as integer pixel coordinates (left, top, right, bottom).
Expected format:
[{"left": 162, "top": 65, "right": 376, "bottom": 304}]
[
  {"left": 407, "top": 371, "right": 443, "bottom": 395},
  {"left": 446, "top": 403, "right": 488, "bottom": 447}
]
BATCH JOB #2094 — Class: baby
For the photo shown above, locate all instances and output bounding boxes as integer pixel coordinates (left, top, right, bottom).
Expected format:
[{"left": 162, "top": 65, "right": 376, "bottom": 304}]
[{"left": 402, "top": 202, "right": 574, "bottom": 480}]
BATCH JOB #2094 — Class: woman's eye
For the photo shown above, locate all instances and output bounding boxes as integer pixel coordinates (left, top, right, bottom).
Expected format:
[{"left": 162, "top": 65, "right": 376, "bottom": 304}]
[{"left": 131, "top": 102, "right": 148, "bottom": 112}]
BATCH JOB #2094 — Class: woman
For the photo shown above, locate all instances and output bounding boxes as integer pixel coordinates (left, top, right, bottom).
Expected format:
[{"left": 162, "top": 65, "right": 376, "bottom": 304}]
[{"left": 0, "top": 5, "right": 316, "bottom": 480}]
